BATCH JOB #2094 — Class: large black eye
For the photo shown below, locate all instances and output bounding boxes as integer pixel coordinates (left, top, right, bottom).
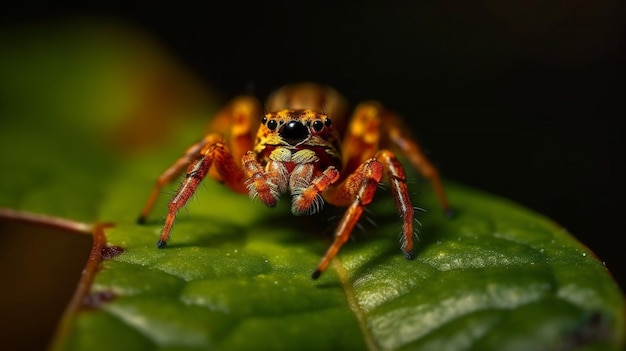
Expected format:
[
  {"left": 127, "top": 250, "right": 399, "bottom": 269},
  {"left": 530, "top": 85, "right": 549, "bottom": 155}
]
[
  {"left": 280, "top": 120, "right": 309, "bottom": 145},
  {"left": 267, "top": 119, "right": 278, "bottom": 130},
  {"left": 312, "top": 120, "right": 324, "bottom": 132}
]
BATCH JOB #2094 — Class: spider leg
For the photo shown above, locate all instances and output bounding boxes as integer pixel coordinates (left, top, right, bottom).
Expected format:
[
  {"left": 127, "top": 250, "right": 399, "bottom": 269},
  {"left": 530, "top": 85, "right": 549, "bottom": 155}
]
[
  {"left": 376, "top": 149, "right": 416, "bottom": 258},
  {"left": 342, "top": 101, "right": 452, "bottom": 216},
  {"left": 382, "top": 109, "right": 453, "bottom": 217},
  {"left": 137, "top": 134, "right": 218, "bottom": 224},
  {"left": 242, "top": 151, "right": 281, "bottom": 207},
  {"left": 290, "top": 164, "right": 340, "bottom": 215},
  {"left": 312, "top": 101, "right": 440, "bottom": 278},
  {"left": 137, "top": 97, "right": 258, "bottom": 224},
  {"left": 312, "top": 159, "right": 384, "bottom": 279},
  {"left": 158, "top": 141, "right": 247, "bottom": 247}
]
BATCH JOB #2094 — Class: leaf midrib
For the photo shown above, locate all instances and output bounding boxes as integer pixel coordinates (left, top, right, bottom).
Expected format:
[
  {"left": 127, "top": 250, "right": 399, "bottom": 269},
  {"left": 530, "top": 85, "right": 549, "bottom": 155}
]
[{"left": 333, "top": 258, "right": 381, "bottom": 351}]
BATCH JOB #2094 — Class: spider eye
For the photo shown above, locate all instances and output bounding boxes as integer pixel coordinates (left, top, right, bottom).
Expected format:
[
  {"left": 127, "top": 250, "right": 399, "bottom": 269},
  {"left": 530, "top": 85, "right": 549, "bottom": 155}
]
[
  {"left": 324, "top": 118, "right": 332, "bottom": 127},
  {"left": 267, "top": 119, "right": 278, "bottom": 131},
  {"left": 262, "top": 116, "right": 267, "bottom": 125},
  {"left": 312, "top": 120, "right": 324, "bottom": 132}
]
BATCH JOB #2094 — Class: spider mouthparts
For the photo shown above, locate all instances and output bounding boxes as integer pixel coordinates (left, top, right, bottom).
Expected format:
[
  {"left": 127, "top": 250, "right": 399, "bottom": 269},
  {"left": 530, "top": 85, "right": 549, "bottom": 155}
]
[
  {"left": 156, "top": 240, "right": 167, "bottom": 249},
  {"left": 311, "top": 269, "right": 322, "bottom": 280}
]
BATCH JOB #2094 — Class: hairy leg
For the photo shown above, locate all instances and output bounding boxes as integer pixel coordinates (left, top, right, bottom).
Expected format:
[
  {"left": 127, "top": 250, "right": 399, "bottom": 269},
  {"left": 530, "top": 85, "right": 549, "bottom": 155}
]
[{"left": 137, "top": 97, "right": 259, "bottom": 223}]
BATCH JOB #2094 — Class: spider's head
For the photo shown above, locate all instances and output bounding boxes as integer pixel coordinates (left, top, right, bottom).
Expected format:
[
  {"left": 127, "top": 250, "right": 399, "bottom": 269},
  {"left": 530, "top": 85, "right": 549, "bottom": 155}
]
[{"left": 258, "top": 109, "right": 337, "bottom": 148}]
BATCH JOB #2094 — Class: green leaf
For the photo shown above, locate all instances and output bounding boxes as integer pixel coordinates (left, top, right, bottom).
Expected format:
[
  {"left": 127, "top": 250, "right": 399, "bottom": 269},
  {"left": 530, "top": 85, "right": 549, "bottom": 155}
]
[{"left": 1, "top": 20, "right": 623, "bottom": 351}]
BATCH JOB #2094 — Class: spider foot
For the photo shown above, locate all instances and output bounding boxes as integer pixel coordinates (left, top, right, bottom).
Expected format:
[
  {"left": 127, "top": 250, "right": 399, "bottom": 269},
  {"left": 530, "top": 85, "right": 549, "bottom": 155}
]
[
  {"left": 444, "top": 208, "right": 456, "bottom": 219},
  {"left": 137, "top": 215, "right": 147, "bottom": 225},
  {"left": 403, "top": 249, "right": 415, "bottom": 260},
  {"left": 311, "top": 269, "right": 322, "bottom": 280},
  {"left": 156, "top": 240, "right": 167, "bottom": 249}
]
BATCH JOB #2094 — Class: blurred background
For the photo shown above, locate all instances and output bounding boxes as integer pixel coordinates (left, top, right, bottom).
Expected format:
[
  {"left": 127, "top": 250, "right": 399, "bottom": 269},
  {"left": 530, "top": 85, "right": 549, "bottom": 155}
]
[{"left": 2, "top": 0, "right": 623, "bottom": 321}]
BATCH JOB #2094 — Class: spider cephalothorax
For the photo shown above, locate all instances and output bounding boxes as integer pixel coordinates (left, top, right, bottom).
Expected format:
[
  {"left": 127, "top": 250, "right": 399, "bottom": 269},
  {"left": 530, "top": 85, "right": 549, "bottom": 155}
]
[{"left": 138, "top": 82, "right": 451, "bottom": 279}]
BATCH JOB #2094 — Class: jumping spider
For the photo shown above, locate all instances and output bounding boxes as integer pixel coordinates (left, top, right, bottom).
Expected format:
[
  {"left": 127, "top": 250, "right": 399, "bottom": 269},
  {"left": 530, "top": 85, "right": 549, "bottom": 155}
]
[{"left": 137, "top": 82, "right": 452, "bottom": 279}]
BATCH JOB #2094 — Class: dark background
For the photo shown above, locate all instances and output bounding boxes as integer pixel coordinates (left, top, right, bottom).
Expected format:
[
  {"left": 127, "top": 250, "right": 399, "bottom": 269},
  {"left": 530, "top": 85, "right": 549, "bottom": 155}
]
[{"left": 3, "top": 2, "right": 624, "bottom": 291}]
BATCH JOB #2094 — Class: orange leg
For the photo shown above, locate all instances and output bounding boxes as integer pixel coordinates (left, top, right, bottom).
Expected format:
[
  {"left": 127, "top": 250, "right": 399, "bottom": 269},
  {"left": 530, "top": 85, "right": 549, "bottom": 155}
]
[
  {"left": 137, "top": 97, "right": 258, "bottom": 224},
  {"left": 290, "top": 164, "right": 340, "bottom": 215},
  {"left": 158, "top": 142, "right": 246, "bottom": 248},
  {"left": 383, "top": 113, "right": 453, "bottom": 217},
  {"left": 339, "top": 102, "right": 382, "bottom": 176},
  {"left": 242, "top": 151, "right": 280, "bottom": 208},
  {"left": 313, "top": 149, "right": 418, "bottom": 279},
  {"left": 342, "top": 101, "right": 452, "bottom": 216},
  {"left": 312, "top": 101, "right": 450, "bottom": 278},
  {"left": 137, "top": 135, "right": 217, "bottom": 224},
  {"left": 376, "top": 150, "right": 416, "bottom": 257},
  {"left": 313, "top": 158, "right": 384, "bottom": 279}
]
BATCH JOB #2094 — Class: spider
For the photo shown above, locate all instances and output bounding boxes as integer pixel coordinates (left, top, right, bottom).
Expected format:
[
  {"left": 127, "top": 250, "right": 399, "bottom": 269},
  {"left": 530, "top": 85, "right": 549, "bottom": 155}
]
[{"left": 137, "top": 82, "right": 452, "bottom": 279}]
